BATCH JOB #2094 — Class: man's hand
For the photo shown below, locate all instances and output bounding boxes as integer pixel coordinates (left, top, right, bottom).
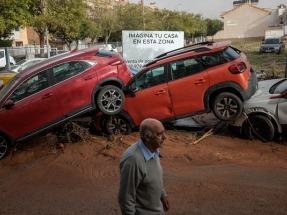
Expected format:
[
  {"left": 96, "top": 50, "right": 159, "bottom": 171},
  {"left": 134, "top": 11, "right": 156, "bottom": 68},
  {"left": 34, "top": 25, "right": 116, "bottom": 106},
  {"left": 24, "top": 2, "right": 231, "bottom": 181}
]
[{"left": 161, "top": 197, "right": 170, "bottom": 212}]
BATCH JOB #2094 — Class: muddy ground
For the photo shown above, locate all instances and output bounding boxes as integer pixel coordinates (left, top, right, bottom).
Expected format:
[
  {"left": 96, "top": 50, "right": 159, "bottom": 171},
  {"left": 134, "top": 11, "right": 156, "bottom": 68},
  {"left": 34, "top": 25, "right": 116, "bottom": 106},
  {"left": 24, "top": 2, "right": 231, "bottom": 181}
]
[{"left": 0, "top": 114, "right": 287, "bottom": 215}]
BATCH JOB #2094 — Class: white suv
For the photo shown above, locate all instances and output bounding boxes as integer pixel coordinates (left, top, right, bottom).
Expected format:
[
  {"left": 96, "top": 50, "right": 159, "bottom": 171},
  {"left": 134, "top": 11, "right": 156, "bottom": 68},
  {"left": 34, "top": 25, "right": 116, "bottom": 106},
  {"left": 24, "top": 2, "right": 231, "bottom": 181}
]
[
  {"left": 97, "top": 44, "right": 118, "bottom": 52},
  {"left": 0, "top": 49, "right": 16, "bottom": 68}
]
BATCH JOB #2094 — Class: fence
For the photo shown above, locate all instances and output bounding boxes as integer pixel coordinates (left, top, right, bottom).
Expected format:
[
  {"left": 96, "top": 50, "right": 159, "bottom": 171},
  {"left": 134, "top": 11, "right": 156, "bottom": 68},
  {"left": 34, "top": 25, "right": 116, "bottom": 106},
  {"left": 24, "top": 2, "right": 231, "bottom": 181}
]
[{"left": 7, "top": 45, "right": 67, "bottom": 60}]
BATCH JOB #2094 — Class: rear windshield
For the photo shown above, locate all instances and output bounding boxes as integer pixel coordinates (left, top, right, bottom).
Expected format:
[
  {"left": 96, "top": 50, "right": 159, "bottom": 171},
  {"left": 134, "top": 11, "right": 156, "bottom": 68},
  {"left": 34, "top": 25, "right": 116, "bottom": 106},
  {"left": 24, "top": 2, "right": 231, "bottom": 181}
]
[
  {"left": 197, "top": 46, "right": 241, "bottom": 69},
  {"left": 222, "top": 46, "right": 241, "bottom": 60}
]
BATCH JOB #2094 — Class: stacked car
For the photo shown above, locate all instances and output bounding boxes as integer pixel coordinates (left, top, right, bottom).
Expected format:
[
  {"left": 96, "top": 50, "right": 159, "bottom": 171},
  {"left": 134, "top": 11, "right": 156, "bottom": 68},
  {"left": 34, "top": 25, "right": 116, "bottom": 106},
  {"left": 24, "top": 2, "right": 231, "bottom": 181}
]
[
  {"left": 94, "top": 41, "right": 258, "bottom": 135},
  {"left": 0, "top": 47, "right": 133, "bottom": 159}
]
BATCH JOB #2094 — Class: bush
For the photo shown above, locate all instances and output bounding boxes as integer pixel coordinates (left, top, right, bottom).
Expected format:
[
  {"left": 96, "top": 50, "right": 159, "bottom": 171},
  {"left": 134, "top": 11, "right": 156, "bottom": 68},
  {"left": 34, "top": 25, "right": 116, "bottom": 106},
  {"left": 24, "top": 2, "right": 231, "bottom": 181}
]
[{"left": 0, "top": 40, "right": 13, "bottom": 47}]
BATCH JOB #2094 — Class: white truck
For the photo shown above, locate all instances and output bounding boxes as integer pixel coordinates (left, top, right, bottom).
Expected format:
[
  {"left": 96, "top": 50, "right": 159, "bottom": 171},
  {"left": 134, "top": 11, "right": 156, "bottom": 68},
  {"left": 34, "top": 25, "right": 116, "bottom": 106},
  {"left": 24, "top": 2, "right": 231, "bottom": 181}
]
[{"left": 0, "top": 49, "right": 16, "bottom": 68}]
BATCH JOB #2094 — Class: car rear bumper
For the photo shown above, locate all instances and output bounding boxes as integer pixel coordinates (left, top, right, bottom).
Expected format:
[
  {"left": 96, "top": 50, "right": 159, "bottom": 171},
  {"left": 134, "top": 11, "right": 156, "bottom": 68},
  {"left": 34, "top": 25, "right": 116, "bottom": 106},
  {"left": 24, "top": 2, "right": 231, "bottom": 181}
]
[{"left": 243, "top": 68, "right": 258, "bottom": 101}]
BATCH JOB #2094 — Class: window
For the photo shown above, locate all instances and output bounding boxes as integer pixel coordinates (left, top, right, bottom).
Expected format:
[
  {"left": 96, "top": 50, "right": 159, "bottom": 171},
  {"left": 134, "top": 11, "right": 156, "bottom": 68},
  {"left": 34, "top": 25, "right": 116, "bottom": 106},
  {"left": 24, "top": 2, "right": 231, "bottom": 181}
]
[
  {"left": 226, "top": 20, "right": 237, "bottom": 26},
  {"left": 134, "top": 65, "right": 165, "bottom": 90},
  {"left": 16, "top": 42, "right": 23, "bottom": 47},
  {"left": 171, "top": 58, "right": 202, "bottom": 80},
  {"left": 9, "top": 72, "right": 49, "bottom": 102},
  {"left": 0, "top": 51, "right": 4, "bottom": 58},
  {"left": 52, "top": 61, "right": 90, "bottom": 84},
  {"left": 198, "top": 52, "right": 230, "bottom": 69}
]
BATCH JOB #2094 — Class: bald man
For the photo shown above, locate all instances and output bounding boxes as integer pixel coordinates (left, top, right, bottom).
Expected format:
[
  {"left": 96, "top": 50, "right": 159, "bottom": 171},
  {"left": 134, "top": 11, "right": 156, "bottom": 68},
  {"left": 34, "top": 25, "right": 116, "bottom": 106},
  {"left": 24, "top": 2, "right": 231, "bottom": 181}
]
[{"left": 118, "top": 118, "right": 170, "bottom": 215}]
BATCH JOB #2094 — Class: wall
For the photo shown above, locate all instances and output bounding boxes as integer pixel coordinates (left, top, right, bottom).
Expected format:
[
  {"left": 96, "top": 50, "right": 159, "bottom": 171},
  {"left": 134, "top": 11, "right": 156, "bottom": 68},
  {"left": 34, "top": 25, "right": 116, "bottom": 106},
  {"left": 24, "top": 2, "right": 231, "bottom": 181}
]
[{"left": 214, "top": 4, "right": 269, "bottom": 39}]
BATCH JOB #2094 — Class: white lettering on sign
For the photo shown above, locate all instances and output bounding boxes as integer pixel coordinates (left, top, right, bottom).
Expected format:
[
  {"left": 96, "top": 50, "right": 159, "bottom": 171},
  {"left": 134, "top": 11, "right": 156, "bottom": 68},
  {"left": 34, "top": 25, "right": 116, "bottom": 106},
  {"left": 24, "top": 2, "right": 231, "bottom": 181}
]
[{"left": 123, "top": 31, "right": 184, "bottom": 70}]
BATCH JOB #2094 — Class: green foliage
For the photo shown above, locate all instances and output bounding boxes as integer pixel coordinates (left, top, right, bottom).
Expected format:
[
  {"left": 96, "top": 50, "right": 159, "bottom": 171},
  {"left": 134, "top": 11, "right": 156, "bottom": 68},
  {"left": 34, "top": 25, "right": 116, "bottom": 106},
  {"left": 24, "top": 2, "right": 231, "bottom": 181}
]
[
  {"left": 205, "top": 19, "right": 223, "bottom": 36},
  {"left": 0, "top": 0, "right": 223, "bottom": 45},
  {"left": 0, "top": 40, "right": 13, "bottom": 47},
  {"left": 46, "top": 0, "right": 91, "bottom": 49},
  {"left": 0, "top": 0, "right": 31, "bottom": 39}
]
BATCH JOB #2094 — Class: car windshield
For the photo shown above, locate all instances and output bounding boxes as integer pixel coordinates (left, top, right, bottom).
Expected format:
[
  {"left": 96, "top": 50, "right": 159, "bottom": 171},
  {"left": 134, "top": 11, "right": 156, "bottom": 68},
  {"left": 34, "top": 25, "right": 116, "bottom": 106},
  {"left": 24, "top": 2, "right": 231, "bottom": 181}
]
[
  {"left": 0, "top": 76, "right": 21, "bottom": 99},
  {"left": 264, "top": 39, "right": 279, "bottom": 44},
  {"left": 15, "top": 59, "right": 28, "bottom": 66},
  {"left": 270, "top": 79, "right": 287, "bottom": 94}
]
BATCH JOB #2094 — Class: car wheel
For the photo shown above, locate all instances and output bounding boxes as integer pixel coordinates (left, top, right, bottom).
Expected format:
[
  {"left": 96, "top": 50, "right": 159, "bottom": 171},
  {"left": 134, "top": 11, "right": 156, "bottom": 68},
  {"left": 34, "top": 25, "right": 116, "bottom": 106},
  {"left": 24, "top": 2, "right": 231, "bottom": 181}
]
[
  {"left": 242, "top": 115, "right": 275, "bottom": 142},
  {"left": 212, "top": 92, "right": 243, "bottom": 121},
  {"left": 0, "top": 135, "right": 10, "bottom": 159},
  {"left": 96, "top": 85, "right": 125, "bottom": 115},
  {"left": 103, "top": 115, "right": 131, "bottom": 135}
]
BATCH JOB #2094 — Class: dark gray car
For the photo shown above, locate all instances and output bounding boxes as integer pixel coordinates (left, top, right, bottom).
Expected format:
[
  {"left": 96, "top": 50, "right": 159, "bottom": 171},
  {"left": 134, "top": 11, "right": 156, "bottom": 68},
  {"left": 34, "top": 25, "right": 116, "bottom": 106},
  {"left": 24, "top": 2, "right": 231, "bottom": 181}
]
[{"left": 259, "top": 38, "right": 285, "bottom": 54}]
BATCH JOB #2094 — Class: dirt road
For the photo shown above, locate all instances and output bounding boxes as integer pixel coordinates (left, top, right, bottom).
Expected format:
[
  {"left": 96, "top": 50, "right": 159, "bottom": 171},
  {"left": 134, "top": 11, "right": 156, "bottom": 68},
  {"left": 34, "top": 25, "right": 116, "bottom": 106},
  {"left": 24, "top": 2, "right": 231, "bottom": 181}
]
[{"left": 0, "top": 125, "right": 287, "bottom": 215}]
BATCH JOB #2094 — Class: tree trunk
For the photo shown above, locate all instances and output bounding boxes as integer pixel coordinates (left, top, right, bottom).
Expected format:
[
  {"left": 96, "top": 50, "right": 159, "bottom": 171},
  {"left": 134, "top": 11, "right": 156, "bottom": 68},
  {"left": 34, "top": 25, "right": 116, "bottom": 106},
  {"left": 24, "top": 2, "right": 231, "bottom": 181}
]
[{"left": 39, "top": 32, "right": 45, "bottom": 57}]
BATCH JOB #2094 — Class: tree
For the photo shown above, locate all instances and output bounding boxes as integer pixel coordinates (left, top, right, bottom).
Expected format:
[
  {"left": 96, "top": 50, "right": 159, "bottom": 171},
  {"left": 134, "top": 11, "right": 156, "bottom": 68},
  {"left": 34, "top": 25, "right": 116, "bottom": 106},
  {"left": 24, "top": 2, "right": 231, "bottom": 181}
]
[
  {"left": 46, "top": 0, "right": 90, "bottom": 50},
  {"left": 0, "top": 0, "right": 31, "bottom": 39},
  {"left": 27, "top": 0, "right": 49, "bottom": 56},
  {"left": 87, "top": 0, "right": 122, "bottom": 45},
  {"left": 206, "top": 18, "right": 223, "bottom": 38}
]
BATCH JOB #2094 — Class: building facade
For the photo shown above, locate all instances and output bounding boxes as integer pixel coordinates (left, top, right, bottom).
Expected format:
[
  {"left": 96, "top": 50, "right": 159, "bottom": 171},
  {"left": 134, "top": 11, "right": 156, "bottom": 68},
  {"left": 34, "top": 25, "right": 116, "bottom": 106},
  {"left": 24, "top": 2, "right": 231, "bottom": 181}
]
[{"left": 214, "top": 3, "right": 286, "bottom": 40}]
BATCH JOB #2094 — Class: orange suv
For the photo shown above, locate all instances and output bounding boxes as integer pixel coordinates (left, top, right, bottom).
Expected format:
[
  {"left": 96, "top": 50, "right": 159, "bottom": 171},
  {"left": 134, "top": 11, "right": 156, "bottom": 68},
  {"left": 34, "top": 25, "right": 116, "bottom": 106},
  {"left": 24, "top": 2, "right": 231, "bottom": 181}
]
[{"left": 95, "top": 41, "right": 258, "bottom": 134}]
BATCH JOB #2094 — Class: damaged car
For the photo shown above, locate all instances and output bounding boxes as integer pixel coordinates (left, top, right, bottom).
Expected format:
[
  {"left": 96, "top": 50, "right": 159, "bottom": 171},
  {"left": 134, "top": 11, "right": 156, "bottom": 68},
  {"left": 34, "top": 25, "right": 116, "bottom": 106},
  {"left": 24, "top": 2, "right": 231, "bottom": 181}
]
[{"left": 229, "top": 78, "right": 287, "bottom": 142}]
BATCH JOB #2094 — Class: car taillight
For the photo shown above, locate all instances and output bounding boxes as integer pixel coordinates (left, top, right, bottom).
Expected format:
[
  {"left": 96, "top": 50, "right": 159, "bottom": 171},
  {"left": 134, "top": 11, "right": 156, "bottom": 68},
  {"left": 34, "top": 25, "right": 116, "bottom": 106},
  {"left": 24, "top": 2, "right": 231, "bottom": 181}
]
[{"left": 228, "top": 62, "right": 247, "bottom": 74}]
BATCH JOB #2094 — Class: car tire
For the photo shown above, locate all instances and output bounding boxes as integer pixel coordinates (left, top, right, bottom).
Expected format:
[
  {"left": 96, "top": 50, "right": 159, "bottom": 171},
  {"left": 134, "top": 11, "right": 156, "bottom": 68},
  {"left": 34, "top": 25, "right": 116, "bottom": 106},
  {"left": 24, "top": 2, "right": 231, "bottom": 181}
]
[
  {"left": 102, "top": 115, "right": 131, "bottom": 135},
  {"left": 0, "top": 135, "right": 10, "bottom": 159},
  {"left": 242, "top": 115, "right": 275, "bottom": 142},
  {"left": 96, "top": 85, "right": 125, "bottom": 115},
  {"left": 212, "top": 92, "right": 243, "bottom": 121}
]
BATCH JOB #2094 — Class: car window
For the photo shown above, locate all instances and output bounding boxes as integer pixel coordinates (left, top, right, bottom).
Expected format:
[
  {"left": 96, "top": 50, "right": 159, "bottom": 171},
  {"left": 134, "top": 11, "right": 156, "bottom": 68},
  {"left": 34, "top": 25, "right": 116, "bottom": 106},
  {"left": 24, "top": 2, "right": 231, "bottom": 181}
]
[
  {"left": 272, "top": 79, "right": 287, "bottom": 94},
  {"left": 134, "top": 65, "right": 165, "bottom": 90},
  {"left": 222, "top": 46, "right": 240, "bottom": 60},
  {"left": 264, "top": 39, "right": 280, "bottom": 44},
  {"left": 198, "top": 51, "right": 230, "bottom": 69},
  {"left": 171, "top": 58, "right": 202, "bottom": 80},
  {"left": 9, "top": 72, "right": 49, "bottom": 102},
  {"left": 52, "top": 61, "right": 90, "bottom": 84},
  {"left": 0, "top": 51, "right": 4, "bottom": 58}
]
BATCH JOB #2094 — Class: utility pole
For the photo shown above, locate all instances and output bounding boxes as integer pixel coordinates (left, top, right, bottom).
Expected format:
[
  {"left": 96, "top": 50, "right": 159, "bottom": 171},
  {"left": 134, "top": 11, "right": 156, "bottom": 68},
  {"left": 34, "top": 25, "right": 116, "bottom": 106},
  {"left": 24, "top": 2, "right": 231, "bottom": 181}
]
[
  {"left": 142, "top": 0, "right": 145, "bottom": 30},
  {"left": 46, "top": 26, "right": 50, "bottom": 58},
  {"left": 42, "top": 0, "right": 50, "bottom": 58}
]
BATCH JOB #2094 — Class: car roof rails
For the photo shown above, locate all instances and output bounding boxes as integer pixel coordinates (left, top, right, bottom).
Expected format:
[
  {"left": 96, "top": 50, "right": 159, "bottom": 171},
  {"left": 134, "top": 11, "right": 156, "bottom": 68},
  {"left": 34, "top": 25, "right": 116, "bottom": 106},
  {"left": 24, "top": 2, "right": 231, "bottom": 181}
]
[
  {"left": 144, "top": 41, "right": 215, "bottom": 67},
  {"left": 155, "top": 41, "right": 215, "bottom": 59}
]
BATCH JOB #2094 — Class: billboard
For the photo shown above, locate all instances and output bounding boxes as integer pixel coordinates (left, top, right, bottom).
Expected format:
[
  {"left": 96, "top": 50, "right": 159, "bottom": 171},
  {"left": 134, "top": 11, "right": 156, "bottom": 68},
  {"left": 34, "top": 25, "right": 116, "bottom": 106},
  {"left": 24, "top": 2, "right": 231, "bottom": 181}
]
[{"left": 122, "top": 30, "right": 184, "bottom": 70}]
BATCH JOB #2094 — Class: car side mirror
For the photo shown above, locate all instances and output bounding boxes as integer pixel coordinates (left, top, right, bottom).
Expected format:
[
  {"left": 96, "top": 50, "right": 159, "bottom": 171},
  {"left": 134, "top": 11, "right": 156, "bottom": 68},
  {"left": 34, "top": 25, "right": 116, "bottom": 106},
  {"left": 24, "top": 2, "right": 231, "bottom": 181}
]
[
  {"left": 126, "top": 86, "right": 138, "bottom": 97},
  {"left": 3, "top": 99, "right": 15, "bottom": 109},
  {"left": 131, "top": 86, "right": 139, "bottom": 93}
]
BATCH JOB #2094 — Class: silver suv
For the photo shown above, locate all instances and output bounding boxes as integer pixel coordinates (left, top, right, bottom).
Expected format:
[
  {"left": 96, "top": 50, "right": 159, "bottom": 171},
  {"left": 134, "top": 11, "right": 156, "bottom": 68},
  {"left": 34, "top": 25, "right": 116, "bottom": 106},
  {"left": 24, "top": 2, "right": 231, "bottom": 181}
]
[{"left": 259, "top": 38, "right": 285, "bottom": 54}]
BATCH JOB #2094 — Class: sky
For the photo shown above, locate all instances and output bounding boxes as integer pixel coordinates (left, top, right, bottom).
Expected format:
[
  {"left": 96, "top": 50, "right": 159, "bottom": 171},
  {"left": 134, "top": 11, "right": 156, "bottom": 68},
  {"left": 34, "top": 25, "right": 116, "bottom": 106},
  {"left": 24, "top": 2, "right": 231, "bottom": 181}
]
[{"left": 128, "top": 0, "right": 286, "bottom": 19}]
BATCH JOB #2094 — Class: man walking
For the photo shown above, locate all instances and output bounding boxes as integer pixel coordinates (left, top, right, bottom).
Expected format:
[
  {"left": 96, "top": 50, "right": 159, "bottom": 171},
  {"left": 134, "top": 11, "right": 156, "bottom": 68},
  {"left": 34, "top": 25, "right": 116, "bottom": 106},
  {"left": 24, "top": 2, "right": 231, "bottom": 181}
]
[{"left": 118, "top": 118, "right": 170, "bottom": 214}]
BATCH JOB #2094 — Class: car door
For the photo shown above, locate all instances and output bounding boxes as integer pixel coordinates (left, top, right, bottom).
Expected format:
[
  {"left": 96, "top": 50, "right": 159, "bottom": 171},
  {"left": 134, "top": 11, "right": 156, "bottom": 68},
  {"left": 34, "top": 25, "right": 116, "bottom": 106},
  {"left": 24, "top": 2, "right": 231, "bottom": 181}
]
[
  {"left": 167, "top": 58, "right": 210, "bottom": 116},
  {"left": 0, "top": 70, "right": 62, "bottom": 138},
  {"left": 50, "top": 61, "right": 96, "bottom": 115},
  {"left": 124, "top": 65, "right": 174, "bottom": 126}
]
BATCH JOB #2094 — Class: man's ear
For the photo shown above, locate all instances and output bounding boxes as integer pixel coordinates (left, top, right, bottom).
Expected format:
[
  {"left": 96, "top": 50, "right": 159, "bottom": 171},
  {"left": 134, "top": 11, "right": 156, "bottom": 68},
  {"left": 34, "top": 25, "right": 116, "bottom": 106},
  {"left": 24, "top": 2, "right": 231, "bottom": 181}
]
[{"left": 143, "top": 134, "right": 152, "bottom": 142}]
